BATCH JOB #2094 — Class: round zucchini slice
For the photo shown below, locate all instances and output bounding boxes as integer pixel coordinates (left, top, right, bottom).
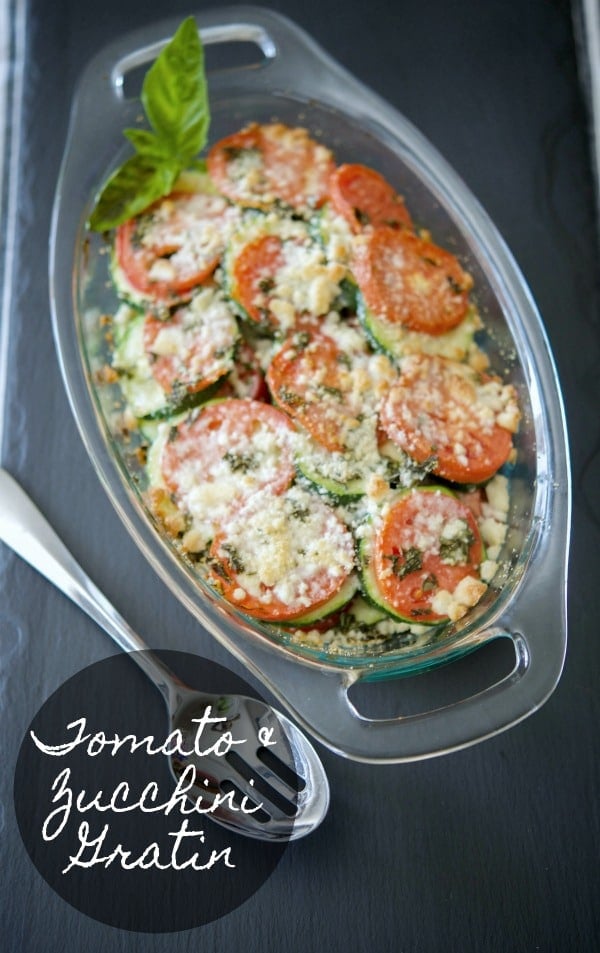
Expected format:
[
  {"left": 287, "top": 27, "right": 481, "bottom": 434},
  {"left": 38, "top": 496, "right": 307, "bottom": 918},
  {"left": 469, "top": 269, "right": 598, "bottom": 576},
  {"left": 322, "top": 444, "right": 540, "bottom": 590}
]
[
  {"left": 289, "top": 574, "right": 359, "bottom": 627},
  {"left": 357, "top": 291, "right": 482, "bottom": 363},
  {"left": 358, "top": 485, "right": 487, "bottom": 625},
  {"left": 295, "top": 453, "right": 369, "bottom": 502},
  {"left": 111, "top": 290, "right": 239, "bottom": 420}
]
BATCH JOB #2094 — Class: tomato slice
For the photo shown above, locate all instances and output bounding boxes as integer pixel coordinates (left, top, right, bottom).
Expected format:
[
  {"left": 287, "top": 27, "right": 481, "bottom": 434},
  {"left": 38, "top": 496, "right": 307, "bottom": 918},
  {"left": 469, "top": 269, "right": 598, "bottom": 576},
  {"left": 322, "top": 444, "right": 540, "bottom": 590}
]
[
  {"left": 229, "top": 234, "right": 287, "bottom": 331},
  {"left": 115, "top": 190, "right": 238, "bottom": 304},
  {"left": 208, "top": 487, "right": 355, "bottom": 621},
  {"left": 352, "top": 226, "right": 473, "bottom": 335},
  {"left": 229, "top": 231, "right": 344, "bottom": 333},
  {"left": 379, "top": 353, "right": 516, "bottom": 484},
  {"left": 143, "top": 289, "right": 238, "bottom": 396},
  {"left": 161, "top": 399, "right": 296, "bottom": 518},
  {"left": 207, "top": 123, "right": 335, "bottom": 212},
  {"left": 329, "top": 163, "right": 413, "bottom": 233},
  {"left": 266, "top": 324, "right": 364, "bottom": 453},
  {"left": 373, "top": 488, "right": 484, "bottom": 623}
]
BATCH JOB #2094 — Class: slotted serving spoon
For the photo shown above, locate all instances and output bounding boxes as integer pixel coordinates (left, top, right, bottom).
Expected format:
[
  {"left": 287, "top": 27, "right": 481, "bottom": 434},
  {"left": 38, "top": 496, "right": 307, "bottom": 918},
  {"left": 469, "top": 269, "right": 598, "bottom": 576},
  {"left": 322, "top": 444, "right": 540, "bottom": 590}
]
[{"left": 0, "top": 467, "right": 329, "bottom": 841}]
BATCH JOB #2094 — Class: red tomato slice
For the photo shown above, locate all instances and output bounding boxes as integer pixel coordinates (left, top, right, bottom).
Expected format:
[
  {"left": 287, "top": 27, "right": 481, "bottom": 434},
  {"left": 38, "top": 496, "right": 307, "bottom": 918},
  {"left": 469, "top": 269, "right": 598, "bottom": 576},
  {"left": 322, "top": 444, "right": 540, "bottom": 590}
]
[
  {"left": 207, "top": 123, "right": 335, "bottom": 212},
  {"left": 230, "top": 232, "right": 344, "bottom": 332},
  {"left": 329, "top": 163, "right": 413, "bottom": 233},
  {"left": 161, "top": 399, "right": 296, "bottom": 503},
  {"left": 229, "top": 234, "right": 287, "bottom": 330},
  {"left": 266, "top": 324, "right": 360, "bottom": 453},
  {"left": 352, "top": 226, "right": 473, "bottom": 335},
  {"left": 143, "top": 293, "right": 238, "bottom": 396},
  {"left": 379, "top": 353, "right": 515, "bottom": 484},
  {"left": 208, "top": 488, "right": 355, "bottom": 621},
  {"left": 206, "top": 125, "right": 265, "bottom": 205},
  {"left": 373, "top": 488, "right": 484, "bottom": 623},
  {"left": 115, "top": 190, "right": 237, "bottom": 304}
]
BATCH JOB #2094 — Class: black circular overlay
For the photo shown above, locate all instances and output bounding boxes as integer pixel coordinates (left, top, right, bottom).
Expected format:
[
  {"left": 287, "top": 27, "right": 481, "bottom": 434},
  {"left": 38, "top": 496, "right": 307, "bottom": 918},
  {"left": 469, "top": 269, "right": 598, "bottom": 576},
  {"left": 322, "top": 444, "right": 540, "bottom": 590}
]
[{"left": 14, "top": 651, "right": 291, "bottom": 932}]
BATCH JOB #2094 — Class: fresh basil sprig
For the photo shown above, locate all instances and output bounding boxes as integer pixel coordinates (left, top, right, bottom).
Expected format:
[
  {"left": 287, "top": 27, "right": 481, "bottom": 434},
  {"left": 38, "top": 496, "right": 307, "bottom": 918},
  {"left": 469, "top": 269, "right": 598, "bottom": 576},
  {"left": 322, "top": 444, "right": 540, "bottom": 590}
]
[{"left": 88, "top": 17, "right": 209, "bottom": 232}]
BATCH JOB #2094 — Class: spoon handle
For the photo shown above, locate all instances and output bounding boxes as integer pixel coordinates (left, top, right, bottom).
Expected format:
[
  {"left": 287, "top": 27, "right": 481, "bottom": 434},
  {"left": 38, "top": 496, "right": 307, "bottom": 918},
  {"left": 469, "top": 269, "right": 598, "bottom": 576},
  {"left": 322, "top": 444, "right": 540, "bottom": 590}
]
[{"left": 0, "top": 467, "right": 179, "bottom": 701}]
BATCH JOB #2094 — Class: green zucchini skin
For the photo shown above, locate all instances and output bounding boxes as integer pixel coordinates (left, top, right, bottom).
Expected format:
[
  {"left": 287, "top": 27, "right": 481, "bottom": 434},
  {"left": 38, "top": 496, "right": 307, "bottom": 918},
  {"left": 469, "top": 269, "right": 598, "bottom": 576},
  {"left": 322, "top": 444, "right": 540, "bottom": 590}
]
[
  {"left": 333, "top": 277, "right": 358, "bottom": 313},
  {"left": 110, "top": 253, "right": 176, "bottom": 314},
  {"left": 358, "top": 535, "right": 432, "bottom": 624},
  {"left": 293, "top": 430, "right": 429, "bottom": 504},
  {"left": 112, "top": 313, "right": 165, "bottom": 417},
  {"left": 357, "top": 291, "right": 480, "bottom": 363},
  {"left": 358, "top": 484, "right": 487, "bottom": 625},
  {"left": 110, "top": 254, "right": 149, "bottom": 310},
  {"left": 337, "top": 594, "right": 389, "bottom": 627},
  {"left": 287, "top": 574, "right": 359, "bottom": 626},
  {"left": 112, "top": 311, "right": 231, "bottom": 421},
  {"left": 308, "top": 208, "right": 327, "bottom": 248},
  {"left": 309, "top": 208, "right": 357, "bottom": 313},
  {"left": 295, "top": 455, "right": 367, "bottom": 502},
  {"left": 138, "top": 381, "right": 225, "bottom": 421},
  {"left": 109, "top": 170, "right": 224, "bottom": 311},
  {"left": 220, "top": 243, "right": 280, "bottom": 338}
]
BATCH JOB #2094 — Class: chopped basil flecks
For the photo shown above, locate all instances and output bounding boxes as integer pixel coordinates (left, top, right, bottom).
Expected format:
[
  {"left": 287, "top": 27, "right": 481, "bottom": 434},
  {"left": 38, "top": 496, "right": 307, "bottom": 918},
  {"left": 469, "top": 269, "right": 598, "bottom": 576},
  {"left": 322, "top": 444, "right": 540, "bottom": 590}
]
[
  {"left": 386, "top": 546, "right": 423, "bottom": 578},
  {"left": 290, "top": 503, "right": 310, "bottom": 522},
  {"left": 293, "top": 331, "right": 311, "bottom": 349},
  {"left": 354, "top": 207, "right": 370, "bottom": 226},
  {"left": 422, "top": 573, "right": 438, "bottom": 592},
  {"left": 220, "top": 544, "right": 246, "bottom": 574},
  {"left": 223, "top": 450, "right": 257, "bottom": 473},
  {"left": 278, "top": 388, "right": 304, "bottom": 407},
  {"left": 320, "top": 384, "right": 344, "bottom": 401},
  {"left": 439, "top": 522, "right": 475, "bottom": 565},
  {"left": 223, "top": 146, "right": 246, "bottom": 160},
  {"left": 258, "top": 277, "right": 275, "bottom": 294},
  {"left": 447, "top": 275, "right": 465, "bottom": 294}
]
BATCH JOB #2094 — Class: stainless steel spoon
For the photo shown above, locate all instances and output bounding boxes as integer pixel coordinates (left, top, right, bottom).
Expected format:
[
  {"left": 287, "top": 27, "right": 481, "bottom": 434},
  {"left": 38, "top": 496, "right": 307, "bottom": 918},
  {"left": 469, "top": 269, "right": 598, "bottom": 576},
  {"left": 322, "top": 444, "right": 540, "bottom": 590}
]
[{"left": 0, "top": 468, "right": 329, "bottom": 841}]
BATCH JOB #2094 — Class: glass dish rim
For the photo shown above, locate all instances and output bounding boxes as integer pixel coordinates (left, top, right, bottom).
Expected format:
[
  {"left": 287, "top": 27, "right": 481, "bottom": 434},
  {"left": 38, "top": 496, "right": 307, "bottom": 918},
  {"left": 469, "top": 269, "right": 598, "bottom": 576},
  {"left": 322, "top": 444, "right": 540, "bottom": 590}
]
[{"left": 48, "top": 5, "right": 571, "bottom": 760}]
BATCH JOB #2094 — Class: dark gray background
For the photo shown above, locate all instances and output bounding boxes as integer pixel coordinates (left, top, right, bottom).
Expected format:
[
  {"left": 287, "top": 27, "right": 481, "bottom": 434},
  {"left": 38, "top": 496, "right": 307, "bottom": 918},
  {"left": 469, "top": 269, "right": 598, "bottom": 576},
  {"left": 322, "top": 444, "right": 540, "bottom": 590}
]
[{"left": 2, "top": 0, "right": 599, "bottom": 950}]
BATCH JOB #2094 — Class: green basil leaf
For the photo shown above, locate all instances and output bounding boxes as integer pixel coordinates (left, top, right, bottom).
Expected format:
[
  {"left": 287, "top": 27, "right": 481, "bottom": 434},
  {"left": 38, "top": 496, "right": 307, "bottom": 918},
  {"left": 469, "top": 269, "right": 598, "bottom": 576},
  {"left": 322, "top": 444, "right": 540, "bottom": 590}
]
[
  {"left": 142, "top": 16, "right": 209, "bottom": 162},
  {"left": 87, "top": 153, "right": 179, "bottom": 231},
  {"left": 123, "top": 128, "right": 174, "bottom": 160},
  {"left": 88, "top": 16, "right": 210, "bottom": 232}
]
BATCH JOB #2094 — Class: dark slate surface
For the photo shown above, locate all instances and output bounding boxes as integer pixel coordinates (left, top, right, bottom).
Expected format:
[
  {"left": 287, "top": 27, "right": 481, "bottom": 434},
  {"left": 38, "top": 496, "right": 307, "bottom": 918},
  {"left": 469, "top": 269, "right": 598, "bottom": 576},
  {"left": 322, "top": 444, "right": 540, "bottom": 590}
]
[{"left": 2, "top": 0, "right": 599, "bottom": 950}]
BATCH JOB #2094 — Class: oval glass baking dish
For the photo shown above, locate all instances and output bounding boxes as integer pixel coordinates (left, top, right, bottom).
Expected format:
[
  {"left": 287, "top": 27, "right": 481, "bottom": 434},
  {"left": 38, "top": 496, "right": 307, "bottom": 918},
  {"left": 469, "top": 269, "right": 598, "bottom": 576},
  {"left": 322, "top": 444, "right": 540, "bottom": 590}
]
[{"left": 49, "top": 5, "right": 570, "bottom": 762}]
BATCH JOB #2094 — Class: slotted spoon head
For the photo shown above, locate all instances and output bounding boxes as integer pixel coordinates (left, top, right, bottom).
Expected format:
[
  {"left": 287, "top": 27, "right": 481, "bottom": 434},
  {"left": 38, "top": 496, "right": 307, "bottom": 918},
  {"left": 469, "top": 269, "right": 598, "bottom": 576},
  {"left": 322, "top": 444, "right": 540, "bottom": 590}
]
[
  {"left": 168, "top": 689, "right": 330, "bottom": 841},
  {"left": 0, "top": 467, "right": 330, "bottom": 842}
]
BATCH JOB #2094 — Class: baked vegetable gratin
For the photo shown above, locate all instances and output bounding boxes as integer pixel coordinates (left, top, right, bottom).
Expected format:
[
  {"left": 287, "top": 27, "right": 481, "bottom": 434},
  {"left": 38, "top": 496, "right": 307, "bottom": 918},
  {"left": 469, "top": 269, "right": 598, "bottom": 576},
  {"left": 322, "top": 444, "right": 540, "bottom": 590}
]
[{"left": 94, "top": 116, "right": 521, "bottom": 656}]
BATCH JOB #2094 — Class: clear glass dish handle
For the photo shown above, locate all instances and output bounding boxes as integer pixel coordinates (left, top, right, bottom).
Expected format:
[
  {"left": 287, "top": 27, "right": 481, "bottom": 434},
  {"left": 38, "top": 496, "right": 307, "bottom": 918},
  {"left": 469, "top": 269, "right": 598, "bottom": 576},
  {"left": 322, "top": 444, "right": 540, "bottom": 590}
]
[
  {"left": 63, "top": 6, "right": 359, "bottom": 160},
  {"left": 220, "top": 469, "right": 568, "bottom": 762},
  {"left": 233, "top": 556, "right": 568, "bottom": 763}
]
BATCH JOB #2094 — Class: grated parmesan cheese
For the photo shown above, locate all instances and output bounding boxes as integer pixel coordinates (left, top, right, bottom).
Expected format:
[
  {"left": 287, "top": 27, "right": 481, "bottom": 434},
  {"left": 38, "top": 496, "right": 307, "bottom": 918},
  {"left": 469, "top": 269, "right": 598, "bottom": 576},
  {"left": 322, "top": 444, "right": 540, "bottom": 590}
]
[{"left": 101, "top": 122, "right": 523, "bottom": 655}]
